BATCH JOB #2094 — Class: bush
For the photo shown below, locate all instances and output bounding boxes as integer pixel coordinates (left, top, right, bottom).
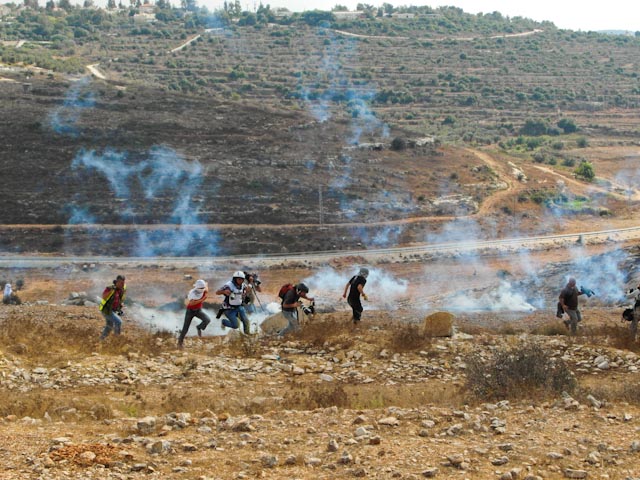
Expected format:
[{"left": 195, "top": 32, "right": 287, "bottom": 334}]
[
  {"left": 390, "top": 136, "right": 407, "bottom": 151},
  {"left": 465, "top": 342, "right": 576, "bottom": 401},
  {"left": 576, "top": 137, "right": 589, "bottom": 148}
]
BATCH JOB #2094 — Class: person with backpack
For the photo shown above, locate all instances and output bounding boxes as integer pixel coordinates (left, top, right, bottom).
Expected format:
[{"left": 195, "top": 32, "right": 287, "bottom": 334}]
[
  {"left": 99, "top": 274, "right": 126, "bottom": 340},
  {"left": 278, "top": 283, "right": 314, "bottom": 336},
  {"left": 558, "top": 277, "right": 585, "bottom": 335},
  {"left": 215, "top": 271, "right": 251, "bottom": 335},
  {"left": 177, "top": 279, "right": 211, "bottom": 349},
  {"left": 343, "top": 267, "right": 369, "bottom": 324}
]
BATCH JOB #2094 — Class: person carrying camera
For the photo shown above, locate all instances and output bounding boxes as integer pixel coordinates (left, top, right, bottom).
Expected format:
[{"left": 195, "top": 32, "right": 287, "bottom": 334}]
[
  {"left": 99, "top": 274, "right": 126, "bottom": 340},
  {"left": 244, "top": 272, "right": 262, "bottom": 314},
  {"left": 216, "top": 271, "right": 251, "bottom": 334},
  {"left": 558, "top": 277, "right": 584, "bottom": 335},
  {"left": 279, "top": 283, "right": 314, "bottom": 336},
  {"left": 343, "top": 267, "right": 369, "bottom": 324},
  {"left": 177, "top": 279, "right": 211, "bottom": 349}
]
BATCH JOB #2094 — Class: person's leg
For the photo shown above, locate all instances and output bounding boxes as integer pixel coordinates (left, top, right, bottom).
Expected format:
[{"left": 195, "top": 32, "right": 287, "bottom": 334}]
[
  {"left": 178, "top": 309, "right": 196, "bottom": 345},
  {"left": 238, "top": 306, "right": 250, "bottom": 334},
  {"left": 279, "top": 310, "right": 299, "bottom": 336},
  {"left": 223, "top": 308, "right": 240, "bottom": 329},
  {"left": 100, "top": 313, "right": 113, "bottom": 340},
  {"left": 352, "top": 299, "right": 363, "bottom": 323},
  {"left": 567, "top": 309, "right": 579, "bottom": 335},
  {"left": 112, "top": 312, "right": 122, "bottom": 335},
  {"left": 195, "top": 310, "right": 211, "bottom": 336}
]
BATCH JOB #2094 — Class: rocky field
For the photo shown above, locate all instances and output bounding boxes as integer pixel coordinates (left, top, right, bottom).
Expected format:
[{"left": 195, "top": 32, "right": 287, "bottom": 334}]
[{"left": 2, "top": 253, "right": 640, "bottom": 480}]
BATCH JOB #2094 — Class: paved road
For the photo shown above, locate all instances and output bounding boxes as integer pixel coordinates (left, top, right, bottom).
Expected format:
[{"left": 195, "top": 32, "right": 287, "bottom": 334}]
[{"left": 1, "top": 226, "right": 638, "bottom": 268}]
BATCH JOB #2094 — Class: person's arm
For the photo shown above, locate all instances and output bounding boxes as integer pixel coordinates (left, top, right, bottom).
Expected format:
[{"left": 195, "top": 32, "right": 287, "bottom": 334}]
[
  {"left": 357, "top": 283, "right": 367, "bottom": 301},
  {"left": 216, "top": 286, "right": 231, "bottom": 296},
  {"left": 559, "top": 292, "right": 567, "bottom": 311},
  {"left": 343, "top": 281, "right": 350, "bottom": 298},
  {"left": 299, "top": 292, "right": 315, "bottom": 302}
]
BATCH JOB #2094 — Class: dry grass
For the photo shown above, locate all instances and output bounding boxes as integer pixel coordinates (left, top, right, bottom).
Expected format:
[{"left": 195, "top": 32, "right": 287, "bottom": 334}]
[
  {"left": 385, "top": 323, "right": 433, "bottom": 352},
  {"left": 0, "top": 310, "right": 175, "bottom": 360},
  {"left": 291, "top": 315, "right": 356, "bottom": 348},
  {"left": 465, "top": 341, "right": 577, "bottom": 402}
]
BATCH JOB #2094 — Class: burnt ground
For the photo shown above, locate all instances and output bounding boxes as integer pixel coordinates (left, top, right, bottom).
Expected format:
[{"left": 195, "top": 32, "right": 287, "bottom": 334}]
[{"left": 1, "top": 69, "right": 639, "bottom": 256}]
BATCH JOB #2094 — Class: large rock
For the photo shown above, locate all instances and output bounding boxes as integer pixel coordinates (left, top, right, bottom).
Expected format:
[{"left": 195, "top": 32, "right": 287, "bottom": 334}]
[
  {"left": 260, "top": 312, "right": 288, "bottom": 335},
  {"left": 422, "top": 311, "right": 454, "bottom": 337}
]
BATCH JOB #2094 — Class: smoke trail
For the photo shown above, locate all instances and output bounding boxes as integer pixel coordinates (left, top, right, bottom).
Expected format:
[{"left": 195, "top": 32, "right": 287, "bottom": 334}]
[
  {"left": 70, "top": 146, "right": 220, "bottom": 256},
  {"left": 300, "top": 266, "right": 408, "bottom": 311},
  {"left": 447, "top": 280, "right": 536, "bottom": 312},
  {"left": 48, "top": 77, "right": 95, "bottom": 137}
]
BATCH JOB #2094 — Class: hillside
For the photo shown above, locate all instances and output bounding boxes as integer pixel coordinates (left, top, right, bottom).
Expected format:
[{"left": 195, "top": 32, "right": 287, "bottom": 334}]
[{"left": 1, "top": 4, "right": 639, "bottom": 257}]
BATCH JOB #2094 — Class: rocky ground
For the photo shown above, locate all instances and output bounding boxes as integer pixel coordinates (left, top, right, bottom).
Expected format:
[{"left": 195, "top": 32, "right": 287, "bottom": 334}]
[{"left": 2, "top": 299, "right": 640, "bottom": 480}]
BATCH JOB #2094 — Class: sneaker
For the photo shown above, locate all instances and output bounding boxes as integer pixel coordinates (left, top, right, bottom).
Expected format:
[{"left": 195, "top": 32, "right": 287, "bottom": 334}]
[
  {"left": 177, "top": 341, "right": 184, "bottom": 349},
  {"left": 197, "top": 328, "right": 203, "bottom": 338}
]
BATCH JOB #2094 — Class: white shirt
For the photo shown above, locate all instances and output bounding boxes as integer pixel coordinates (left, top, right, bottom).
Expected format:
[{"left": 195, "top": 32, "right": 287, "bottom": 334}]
[
  {"left": 3, "top": 284, "right": 11, "bottom": 297},
  {"left": 188, "top": 288, "right": 206, "bottom": 301}
]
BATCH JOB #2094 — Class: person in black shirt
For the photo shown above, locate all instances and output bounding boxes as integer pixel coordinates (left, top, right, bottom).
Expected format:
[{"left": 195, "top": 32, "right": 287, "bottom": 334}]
[
  {"left": 558, "top": 277, "right": 583, "bottom": 334},
  {"left": 343, "top": 267, "right": 369, "bottom": 324}
]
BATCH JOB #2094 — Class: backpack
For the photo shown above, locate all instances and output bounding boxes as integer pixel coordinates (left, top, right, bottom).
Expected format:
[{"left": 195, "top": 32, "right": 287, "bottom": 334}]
[{"left": 278, "top": 283, "right": 294, "bottom": 302}]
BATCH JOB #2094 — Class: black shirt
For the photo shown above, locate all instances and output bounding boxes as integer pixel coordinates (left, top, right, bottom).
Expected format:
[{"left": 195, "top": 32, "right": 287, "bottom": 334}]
[{"left": 348, "top": 275, "right": 367, "bottom": 302}]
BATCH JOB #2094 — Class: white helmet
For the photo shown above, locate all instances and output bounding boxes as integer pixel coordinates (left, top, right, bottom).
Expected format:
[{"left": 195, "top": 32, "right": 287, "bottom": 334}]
[
  {"left": 233, "top": 271, "right": 245, "bottom": 280},
  {"left": 194, "top": 279, "right": 207, "bottom": 289}
]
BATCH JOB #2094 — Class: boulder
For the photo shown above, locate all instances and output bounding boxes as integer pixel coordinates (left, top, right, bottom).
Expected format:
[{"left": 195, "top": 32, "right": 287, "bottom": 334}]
[{"left": 422, "top": 311, "right": 454, "bottom": 337}]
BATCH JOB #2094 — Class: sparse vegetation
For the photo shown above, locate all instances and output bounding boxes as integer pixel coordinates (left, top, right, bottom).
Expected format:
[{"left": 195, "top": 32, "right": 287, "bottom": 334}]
[{"left": 465, "top": 342, "right": 576, "bottom": 401}]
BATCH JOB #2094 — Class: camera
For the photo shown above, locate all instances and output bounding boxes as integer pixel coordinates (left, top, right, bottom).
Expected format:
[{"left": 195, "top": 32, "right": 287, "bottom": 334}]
[{"left": 301, "top": 301, "right": 315, "bottom": 315}]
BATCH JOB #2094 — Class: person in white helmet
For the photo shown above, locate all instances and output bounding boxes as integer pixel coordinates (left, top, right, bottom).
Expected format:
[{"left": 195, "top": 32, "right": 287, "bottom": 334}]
[
  {"left": 215, "top": 271, "right": 250, "bottom": 334},
  {"left": 177, "top": 279, "right": 211, "bottom": 349}
]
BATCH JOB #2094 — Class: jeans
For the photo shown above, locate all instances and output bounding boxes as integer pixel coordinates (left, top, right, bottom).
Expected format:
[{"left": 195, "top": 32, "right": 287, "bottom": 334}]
[
  {"left": 566, "top": 308, "right": 582, "bottom": 334},
  {"left": 100, "top": 311, "right": 122, "bottom": 339},
  {"left": 279, "top": 309, "right": 299, "bottom": 336},
  {"left": 222, "top": 306, "right": 250, "bottom": 334},
  {"left": 178, "top": 309, "right": 211, "bottom": 344}
]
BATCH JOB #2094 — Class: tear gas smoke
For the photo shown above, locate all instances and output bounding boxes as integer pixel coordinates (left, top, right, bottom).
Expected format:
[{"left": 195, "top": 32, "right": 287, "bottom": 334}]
[
  {"left": 48, "top": 77, "right": 95, "bottom": 137},
  {"left": 70, "top": 146, "right": 220, "bottom": 256},
  {"left": 447, "top": 281, "right": 536, "bottom": 312},
  {"left": 300, "top": 266, "right": 408, "bottom": 310}
]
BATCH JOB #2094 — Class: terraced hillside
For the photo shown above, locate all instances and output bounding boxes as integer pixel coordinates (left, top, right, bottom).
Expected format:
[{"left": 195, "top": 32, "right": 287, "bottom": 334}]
[{"left": 1, "top": 6, "right": 640, "bottom": 255}]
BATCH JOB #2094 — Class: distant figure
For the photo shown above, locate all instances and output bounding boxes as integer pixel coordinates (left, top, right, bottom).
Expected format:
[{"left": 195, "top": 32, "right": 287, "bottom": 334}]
[
  {"left": 3, "top": 283, "right": 12, "bottom": 304},
  {"left": 216, "top": 271, "right": 250, "bottom": 334},
  {"left": 99, "top": 275, "right": 126, "bottom": 340},
  {"left": 177, "top": 279, "right": 211, "bottom": 349},
  {"left": 558, "top": 277, "right": 584, "bottom": 334},
  {"left": 279, "top": 283, "right": 314, "bottom": 336},
  {"left": 343, "top": 267, "right": 369, "bottom": 324},
  {"left": 625, "top": 283, "right": 640, "bottom": 340},
  {"left": 244, "top": 272, "right": 262, "bottom": 314}
]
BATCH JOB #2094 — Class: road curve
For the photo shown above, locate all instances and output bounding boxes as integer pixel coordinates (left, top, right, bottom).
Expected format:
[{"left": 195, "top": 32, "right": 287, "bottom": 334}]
[{"left": 1, "top": 226, "right": 638, "bottom": 268}]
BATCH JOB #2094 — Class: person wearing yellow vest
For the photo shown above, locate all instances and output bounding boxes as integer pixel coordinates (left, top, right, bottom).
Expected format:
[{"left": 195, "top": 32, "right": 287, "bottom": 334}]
[{"left": 99, "top": 275, "right": 126, "bottom": 340}]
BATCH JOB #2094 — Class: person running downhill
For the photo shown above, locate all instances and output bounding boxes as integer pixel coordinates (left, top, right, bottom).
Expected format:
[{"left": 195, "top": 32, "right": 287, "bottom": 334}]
[
  {"left": 343, "top": 267, "right": 369, "bottom": 324},
  {"left": 216, "top": 271, "right": 251, "bottom": 335},
  {"left": 177, "top": 279, "right": 211, "bottom": 349},
  {"left": 99, "top": 275, "right": 126, "bottom": 340}
]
